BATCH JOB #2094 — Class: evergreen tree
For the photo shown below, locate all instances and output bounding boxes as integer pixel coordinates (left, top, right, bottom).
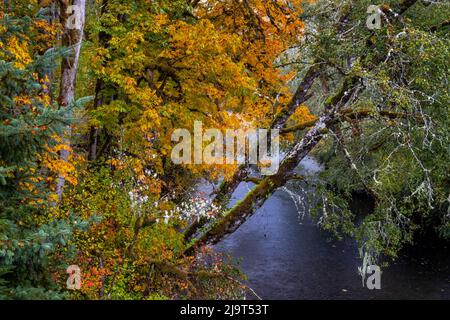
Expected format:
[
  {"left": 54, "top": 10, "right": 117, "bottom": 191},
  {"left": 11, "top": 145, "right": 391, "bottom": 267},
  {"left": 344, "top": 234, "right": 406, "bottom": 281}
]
[{"left": 0, "top": 7, "right": 86, "bottom": 300}]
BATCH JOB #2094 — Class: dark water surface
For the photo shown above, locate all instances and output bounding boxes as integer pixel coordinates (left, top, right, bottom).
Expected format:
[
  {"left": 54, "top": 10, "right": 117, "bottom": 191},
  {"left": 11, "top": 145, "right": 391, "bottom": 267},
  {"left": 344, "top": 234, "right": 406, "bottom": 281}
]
[{"left": 214, "top": 157, "right": 450, "bottom": 300}]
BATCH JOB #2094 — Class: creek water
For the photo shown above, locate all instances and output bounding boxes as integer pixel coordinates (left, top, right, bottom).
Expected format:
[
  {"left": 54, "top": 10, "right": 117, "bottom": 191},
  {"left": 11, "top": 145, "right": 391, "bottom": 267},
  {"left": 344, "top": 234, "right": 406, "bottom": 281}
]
[{"left": 210, "top": 157, "right": 450, "bottom": 300}]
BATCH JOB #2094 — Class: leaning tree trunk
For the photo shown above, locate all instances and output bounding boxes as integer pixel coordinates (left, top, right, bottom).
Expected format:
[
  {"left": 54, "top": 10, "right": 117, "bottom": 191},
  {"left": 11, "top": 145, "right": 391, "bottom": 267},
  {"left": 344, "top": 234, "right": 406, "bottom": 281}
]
[
  {"left": 185, "top": 76, "right": 360, "bottom": 254},
  {"left": 184, "top": 0, "right": 419, "bottom": 253},
  {"left": 56, "top": 0, "right": 86, "bottom": 199},
  {"left": 214, "top": 64, "right": 322, "bottom": 205},
  {"left": 183, "top": 64, "right": 322, "bottom": 241}
]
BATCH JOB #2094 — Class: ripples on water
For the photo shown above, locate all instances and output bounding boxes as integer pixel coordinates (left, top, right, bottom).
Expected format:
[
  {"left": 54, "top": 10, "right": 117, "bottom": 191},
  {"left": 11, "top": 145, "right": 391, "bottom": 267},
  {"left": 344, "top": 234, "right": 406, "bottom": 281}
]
[{"left": 211, "top": 157, "right": 450, "bottom": 300}]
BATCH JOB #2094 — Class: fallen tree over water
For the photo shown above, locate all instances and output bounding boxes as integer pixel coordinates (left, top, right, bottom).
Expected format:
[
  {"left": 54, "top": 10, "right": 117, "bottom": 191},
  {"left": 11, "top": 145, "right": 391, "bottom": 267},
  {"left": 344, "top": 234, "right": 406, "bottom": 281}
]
[{"left": 185, "top": 0, "right": 449, "bottom": 261}]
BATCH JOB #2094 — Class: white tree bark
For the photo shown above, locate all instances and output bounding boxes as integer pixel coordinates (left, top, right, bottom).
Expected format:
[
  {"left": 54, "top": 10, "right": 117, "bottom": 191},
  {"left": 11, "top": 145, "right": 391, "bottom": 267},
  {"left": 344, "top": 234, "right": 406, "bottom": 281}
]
[{"left": 56, "top": 0, "right": 86, "bottom": 199}]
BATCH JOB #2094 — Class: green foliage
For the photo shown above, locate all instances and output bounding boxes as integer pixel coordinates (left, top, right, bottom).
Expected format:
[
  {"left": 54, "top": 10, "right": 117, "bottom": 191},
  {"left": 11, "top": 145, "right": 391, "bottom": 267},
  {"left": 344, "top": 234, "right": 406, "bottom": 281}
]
[
  {"left": 0, "top": 9, "right": 88, "bottom": 300},
  {"left": 302, "top": 0, "right": 450, "bottom": 262},
  {"left": 1, "top": 0, "right": 448, "bottom": 300}
]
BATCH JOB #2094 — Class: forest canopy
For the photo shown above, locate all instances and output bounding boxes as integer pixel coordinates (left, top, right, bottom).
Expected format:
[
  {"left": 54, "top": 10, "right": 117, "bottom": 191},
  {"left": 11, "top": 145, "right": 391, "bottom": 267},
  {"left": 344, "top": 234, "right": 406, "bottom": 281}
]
[{"left": 0, "top": 0, "right": 448, "bottom": 299}]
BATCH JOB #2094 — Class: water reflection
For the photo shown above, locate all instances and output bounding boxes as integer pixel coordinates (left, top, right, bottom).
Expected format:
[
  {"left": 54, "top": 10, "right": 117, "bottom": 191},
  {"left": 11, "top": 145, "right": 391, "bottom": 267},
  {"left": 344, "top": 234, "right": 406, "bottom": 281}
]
[{"left": 215, "top": 157, "right": 450, "bottom": 300}]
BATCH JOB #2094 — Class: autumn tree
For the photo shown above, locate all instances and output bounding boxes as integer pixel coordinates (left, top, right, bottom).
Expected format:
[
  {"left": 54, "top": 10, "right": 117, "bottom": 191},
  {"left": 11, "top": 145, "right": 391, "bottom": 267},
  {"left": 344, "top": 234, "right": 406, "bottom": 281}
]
[
  {"left": 0, "top": 3, "right": 88, "bottom": 299},
  {"left": 55, "top": 0, "right": 317, "bottom": 299},
  {"left": 55, "top": 0, "right": 86, "bottom": 198},
  {"left": 185, "top": 0, "right": 450, "bottom": 269},
  {"left": 2, "top": 0, "right": 448, "bottom": 300}
]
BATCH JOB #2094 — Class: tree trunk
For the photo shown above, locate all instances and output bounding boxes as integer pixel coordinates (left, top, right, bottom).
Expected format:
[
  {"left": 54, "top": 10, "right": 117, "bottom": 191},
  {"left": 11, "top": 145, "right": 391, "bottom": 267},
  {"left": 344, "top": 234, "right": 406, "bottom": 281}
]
[
  {"left": 183, "top": 64, "right": 321, "bottom": 241},
  {"left": 185, "top": 77, "right": 360, "bottom": 254},
  {"left": 183, "top": 0, "right": 419, "bottom": 247},
  {"left": 88, "top": 0, "right": 110, "bottom": 161},
  {"left": 56, "top": 0, "right": 86, "bottom": 199}
]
